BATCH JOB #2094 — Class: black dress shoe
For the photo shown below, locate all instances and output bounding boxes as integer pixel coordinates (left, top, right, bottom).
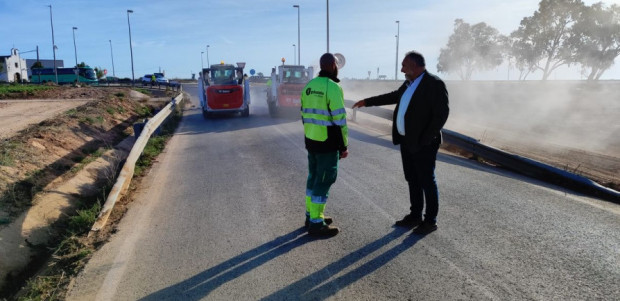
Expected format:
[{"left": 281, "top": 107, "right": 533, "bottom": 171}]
[{"left": 394, "top": 214, "right": 422, "bottom": 228}]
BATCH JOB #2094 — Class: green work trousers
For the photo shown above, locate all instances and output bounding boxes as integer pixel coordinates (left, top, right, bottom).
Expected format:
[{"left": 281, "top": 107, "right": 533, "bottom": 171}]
[{"left": 305, "top": 151, "right": 339, "bottom": 224}]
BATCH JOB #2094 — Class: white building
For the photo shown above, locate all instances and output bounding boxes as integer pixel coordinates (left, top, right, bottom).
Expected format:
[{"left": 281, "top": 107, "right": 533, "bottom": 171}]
[{"left": 0, "top": 48, "right": 29, "bottom": 83}]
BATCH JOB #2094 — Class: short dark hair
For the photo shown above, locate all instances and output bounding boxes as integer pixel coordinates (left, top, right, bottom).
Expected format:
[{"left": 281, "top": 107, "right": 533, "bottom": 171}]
[
  {"left": 320, "top": 53, "right": 336, "bottom": 70},
  {"left": 404, "top": 51, "right": 425, "bottom": 67}
]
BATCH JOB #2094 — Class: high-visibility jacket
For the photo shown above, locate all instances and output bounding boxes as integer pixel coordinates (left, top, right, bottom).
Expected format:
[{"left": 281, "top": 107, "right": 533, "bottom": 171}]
[{"left": 301, "top": 74, "right": 348, "bottom": 152}]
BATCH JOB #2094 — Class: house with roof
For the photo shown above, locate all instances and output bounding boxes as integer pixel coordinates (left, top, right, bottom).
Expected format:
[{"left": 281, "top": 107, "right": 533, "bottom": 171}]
[{"left": 0, "top": 48, "right": 29, "bottom": 83}]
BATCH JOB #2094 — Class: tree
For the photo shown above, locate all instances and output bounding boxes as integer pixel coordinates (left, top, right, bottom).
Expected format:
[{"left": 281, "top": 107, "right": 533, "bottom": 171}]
[
  {"left": 437, "top": 19, "right": 504, "bottom": 80},
  {"left": 93, "top": 67, "right": 105, "bottom": 79},
  {"left": 77, "top": 62, "right": 87, "bottom": 68},
  {"left": 31, "top": 61, "right": 43, "bottom": 69},
  {"left": 569, "top": 3, "right": 620, "bottom": 80},
  {"left": 510, "top": 0, "right": 586, "bottom": 80}
]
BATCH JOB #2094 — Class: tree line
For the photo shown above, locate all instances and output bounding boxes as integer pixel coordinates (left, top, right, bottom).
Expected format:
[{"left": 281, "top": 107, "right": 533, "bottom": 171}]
[{"left": 437, "top": 0, "right": 620, "bottom": 81}]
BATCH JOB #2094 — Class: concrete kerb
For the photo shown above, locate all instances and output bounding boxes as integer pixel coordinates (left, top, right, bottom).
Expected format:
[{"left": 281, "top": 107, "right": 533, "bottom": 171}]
[
  {"left": 348, "top": 106, "right": 620, "bottom": 204},
  {"left": 88, "top": 92, "right": 184, "bottom": 235}
]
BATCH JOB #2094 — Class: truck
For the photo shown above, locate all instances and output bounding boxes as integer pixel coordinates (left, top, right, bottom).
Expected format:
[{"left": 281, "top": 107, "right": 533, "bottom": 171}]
[
  {"left": 266, "top": 64, "right": 313, "bottom": 117},
  {"left": 198, "top": 62, "right": 250, "bottom": 118}
]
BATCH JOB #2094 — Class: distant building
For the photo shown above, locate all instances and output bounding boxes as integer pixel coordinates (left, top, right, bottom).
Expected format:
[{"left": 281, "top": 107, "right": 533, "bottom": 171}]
[{"left": 0, "top": 48, "right": 29, "bottom": 83}]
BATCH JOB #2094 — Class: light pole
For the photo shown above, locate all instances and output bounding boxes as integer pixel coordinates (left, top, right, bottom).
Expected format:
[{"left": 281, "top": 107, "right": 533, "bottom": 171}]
[
  {"left": 47, "top": 5, "right": 58, "bottom": 84},
  {"left": 72, "top": 27, "right": 78, "bottom": 67},
  {"left": 206, "top": 45, "right": 210, "bottom": 67},
  {"left": 72, "top": 26, "right": 79, "bottom": 82},
  {"left": 326, "top": 0, "right": 329, "bottom": 52},
  {"left": 293, "top": 5, "right": 300, "bottom": 65},
  {"left": 200, "top": 51, "right": 204, "bottom": 75},
  {"left": 127, "top": 9, "right": 135, "bottom": 85},
  {"left": 293, "top": 44, "right": 296, "bottom": 65},
  {"left": 395, "top": 20, "right": 399, "bottom": 80},
  {"left": 109, "top": 40, "right": 116, "bottom": 77}
]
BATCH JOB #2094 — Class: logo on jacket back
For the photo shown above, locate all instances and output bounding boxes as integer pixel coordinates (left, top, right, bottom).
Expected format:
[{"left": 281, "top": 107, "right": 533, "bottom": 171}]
[{"left": 305, "top": 88, "right": 324, "bottom": 96}]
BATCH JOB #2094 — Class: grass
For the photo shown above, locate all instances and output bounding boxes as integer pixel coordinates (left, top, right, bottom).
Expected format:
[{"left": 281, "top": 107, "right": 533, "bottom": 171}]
[
  {"left": 0, "top": 85, "right": 54, "bottom": 98},
  {"left": 0, "top": 140, "right": 20, "bottom": 166},
  {"left": 69, "top": 148, "right": 106, "bottom": 173},
  {"left": 133, "top": 88, "right": 151, "bottom": 95}
]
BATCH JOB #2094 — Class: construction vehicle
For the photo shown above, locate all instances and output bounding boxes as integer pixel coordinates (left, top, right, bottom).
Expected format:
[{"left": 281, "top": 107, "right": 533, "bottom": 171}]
[
  {"left": 266, "top": 62, "right": 313, "bottom": 117},
  {"left": 198, "top": 62, "right": 250, "bottom": 118}
]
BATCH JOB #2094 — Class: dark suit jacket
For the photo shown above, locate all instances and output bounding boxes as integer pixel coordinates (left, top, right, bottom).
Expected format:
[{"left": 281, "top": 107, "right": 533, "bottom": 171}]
[{"left": 364, "top": 72, "right": 449, "bottom": 147}]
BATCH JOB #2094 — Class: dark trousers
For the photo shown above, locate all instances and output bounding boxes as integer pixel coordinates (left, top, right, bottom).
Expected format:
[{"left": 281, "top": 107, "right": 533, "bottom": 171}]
[{"left": 400, "top": 142, "right": 440, "bottom": 223}]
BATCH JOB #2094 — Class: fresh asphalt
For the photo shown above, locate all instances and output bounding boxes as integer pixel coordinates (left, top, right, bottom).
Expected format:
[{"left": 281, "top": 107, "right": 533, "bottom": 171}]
[{"left": 66, "top": 83, "right": 620, "bottom": 300}]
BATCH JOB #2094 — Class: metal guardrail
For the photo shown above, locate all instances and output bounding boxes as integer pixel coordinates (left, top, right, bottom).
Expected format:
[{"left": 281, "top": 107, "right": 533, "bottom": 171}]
[
  {"left": 89, "top": 91, "right": 184, "bottom": 235},
  {"left": 347, "top": 101, "right": 620, "bottom": 204}
]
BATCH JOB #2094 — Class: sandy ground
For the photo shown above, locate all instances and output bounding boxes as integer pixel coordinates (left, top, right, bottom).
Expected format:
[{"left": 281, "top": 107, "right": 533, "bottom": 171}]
[{"left": 0, "top": 99, "right": 91, "bottom": 139}]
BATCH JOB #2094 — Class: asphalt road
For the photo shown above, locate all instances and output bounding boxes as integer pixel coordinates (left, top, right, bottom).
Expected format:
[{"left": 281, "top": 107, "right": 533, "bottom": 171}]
[{"left": 67, "top": 83, "right": 620, "bottom": 300}]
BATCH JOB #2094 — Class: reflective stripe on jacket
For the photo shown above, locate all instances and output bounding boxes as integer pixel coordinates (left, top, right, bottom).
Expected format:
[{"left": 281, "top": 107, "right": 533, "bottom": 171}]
[{"left": 301, "top": 76, "right": 348, "bottom": 152}]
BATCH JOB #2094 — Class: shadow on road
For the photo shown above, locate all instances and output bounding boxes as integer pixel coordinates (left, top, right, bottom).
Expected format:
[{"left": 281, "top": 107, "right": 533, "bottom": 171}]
[
  {"left": 138, "top": 227, "right": 309, "bottom": 301},
  {"left": 261, "top": 227, "right": 422, "bottom": 300},
  {"left": 138, "top": 227, "right": 426, "bottom": 300}
]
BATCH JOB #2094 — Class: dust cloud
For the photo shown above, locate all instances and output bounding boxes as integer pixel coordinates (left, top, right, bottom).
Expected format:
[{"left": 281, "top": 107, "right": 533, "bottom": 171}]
[{"left": 340, "top": 79, "right": 620, "bottom": 158}]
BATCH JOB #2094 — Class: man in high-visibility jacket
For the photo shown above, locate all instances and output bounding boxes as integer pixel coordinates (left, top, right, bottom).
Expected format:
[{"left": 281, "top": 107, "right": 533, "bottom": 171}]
[{"left": 301, "top": 53, "right": 348, "bottom": 237}]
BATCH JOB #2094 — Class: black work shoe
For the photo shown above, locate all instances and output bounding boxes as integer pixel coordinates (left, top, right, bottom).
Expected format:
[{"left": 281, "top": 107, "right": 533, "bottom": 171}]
[
  {"left": 305, "top": 216, "right": 333, "bottom": 228},
  {"left": 308, "top": 224, "right": 339, "bottom": 237},
  {"left": 412, "top": 222, "right": 438, "bottom": 235},
  {"left": 394, "top": 214, "right": 422, "bottom": 228}
]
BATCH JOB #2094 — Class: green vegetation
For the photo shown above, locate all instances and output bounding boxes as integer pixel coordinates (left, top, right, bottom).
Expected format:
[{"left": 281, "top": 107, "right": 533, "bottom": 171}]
[
  {"left": 0, "top": 85, "right": 54, "bottom": 98},
  {"left": 70, "top": 148, "right": 106, "bottom": 173},
  {"left": 133, "top": 88, "right": 151, "bottom": 95},
  {"left": 0, "top": 140, "right": 20, "bottom": 166},
  {"left": 106, "top": 106, "right": 116, "bottom": 114},
  {"left": 65, "top": 108, "right": 78, "bottom": 117},
  {"left": 137, "top": 105, "right": 151, "bottom": 117}
]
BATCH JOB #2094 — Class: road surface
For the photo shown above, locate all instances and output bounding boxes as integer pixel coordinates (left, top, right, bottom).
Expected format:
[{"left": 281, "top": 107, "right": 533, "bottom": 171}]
[{"left": 67, "top": 83, "right": 620, "bottom": 300}]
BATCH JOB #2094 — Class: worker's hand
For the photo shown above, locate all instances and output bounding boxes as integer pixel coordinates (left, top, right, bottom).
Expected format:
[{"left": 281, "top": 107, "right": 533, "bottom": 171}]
[
  {"left": 339, "top": 150, "right": 349, "bottom": 159},
  {"left": 352, "top": 100, "right": 366, "bottom": 109}
]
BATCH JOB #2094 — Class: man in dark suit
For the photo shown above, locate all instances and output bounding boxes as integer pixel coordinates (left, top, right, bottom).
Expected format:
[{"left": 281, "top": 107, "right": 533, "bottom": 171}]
[{"left": 352, "top": 50, "right": 449, "bottom": 234}]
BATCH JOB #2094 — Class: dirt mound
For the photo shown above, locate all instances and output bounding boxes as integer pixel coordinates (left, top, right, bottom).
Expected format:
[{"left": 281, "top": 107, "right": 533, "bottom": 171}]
[{"left": 0, "top": 89, "right": 158, "bottom": 222}]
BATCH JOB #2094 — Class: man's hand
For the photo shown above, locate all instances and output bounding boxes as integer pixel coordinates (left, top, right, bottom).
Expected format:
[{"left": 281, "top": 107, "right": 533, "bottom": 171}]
[
  {"left": 352, "top": 100, "right": 366, "bottom": 109},
  {"left": 339, "top": 150, "right": 349, "bottom": 159}
]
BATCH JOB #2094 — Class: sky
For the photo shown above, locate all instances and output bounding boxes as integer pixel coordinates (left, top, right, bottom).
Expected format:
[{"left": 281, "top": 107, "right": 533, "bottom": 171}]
[{"left": 2, "top": 0, "right": 620, "bottom": 80}]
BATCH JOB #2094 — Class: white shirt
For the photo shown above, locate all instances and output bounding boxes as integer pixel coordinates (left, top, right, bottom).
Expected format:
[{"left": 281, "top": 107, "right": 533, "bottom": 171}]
[{"left": 396, "top": 72, "right": 425, "bottom": 136}]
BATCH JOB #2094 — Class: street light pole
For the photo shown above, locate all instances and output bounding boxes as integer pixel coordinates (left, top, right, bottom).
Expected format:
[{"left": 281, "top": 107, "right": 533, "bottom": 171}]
[
  {"left": 48, "top": 5, "right": 58, "bottom": 84},
  {"left": 72, "top": 26, "right": 79, "bottom": 82},
  {"left": 127, "top": 9, "right": 135, "bottom": 86},
  {"left": 293, "top": 5, "right": 300, "bottom": 65},
  {"left": 72, "top": 27, "right": 78, "bottom": 67},
  {"left": 201, "top": 51, "right": 204, "bottom": 71},
  {"left": 395, "top": 20, "right": 399, "bottom": 81},
  {"left": 326, "top": 0, "right": 329, "bottom": 52},
  {"left": 293, "top": 44, "right": 296, "bottom": 65},
  {"left": 206, "top": 45, "right": 210, "bottom": 67},
  {"left": 109, "top": 40, "right": 116, "bottom": 77}
]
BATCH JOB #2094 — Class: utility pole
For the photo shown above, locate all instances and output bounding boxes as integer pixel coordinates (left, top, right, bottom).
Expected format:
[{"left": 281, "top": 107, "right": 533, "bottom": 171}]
[
  {"left": 293, "top": 5, "right": 300, "bottom": 64},
  {"left": 127, "top": 9, "right": 135, "bottom": 85},
  {"left": 48, "top": 5, "right": 58, "bottom": 84},
  {"left": 395, "top": 20, "right": 399, "bottom": 81},
  {"left": 109, "top": 40, "right": 116, "bottom": 77},
  {"left": 72, "top": 26, "right": 79, "bottom": 82},
  {"left": 326, "top": 0, "right": 330, "bottom": 52}
]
